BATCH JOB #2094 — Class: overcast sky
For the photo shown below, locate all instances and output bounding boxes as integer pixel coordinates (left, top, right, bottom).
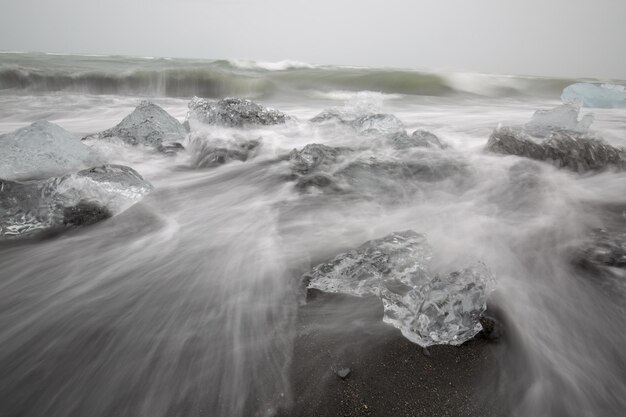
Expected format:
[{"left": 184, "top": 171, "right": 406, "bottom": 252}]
[{"left": 1, "top": 0, "right": 625, "bottom": 79}]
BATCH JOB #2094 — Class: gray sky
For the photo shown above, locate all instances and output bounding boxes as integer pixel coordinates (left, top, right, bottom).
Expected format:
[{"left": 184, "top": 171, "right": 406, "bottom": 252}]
[{"left": 1, "top": 0, "right": 625, "bottom": 79}]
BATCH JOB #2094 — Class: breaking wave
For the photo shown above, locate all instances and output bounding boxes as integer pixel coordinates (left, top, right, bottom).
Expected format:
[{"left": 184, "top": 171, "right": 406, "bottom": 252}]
[{"left": 0, "top": 52, "right": 586, "bottom": 99}]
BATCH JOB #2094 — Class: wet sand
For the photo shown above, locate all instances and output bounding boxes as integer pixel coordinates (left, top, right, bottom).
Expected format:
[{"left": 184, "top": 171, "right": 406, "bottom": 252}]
[{"left": 277, "top": 290, "right": 505, "bottom": 417}]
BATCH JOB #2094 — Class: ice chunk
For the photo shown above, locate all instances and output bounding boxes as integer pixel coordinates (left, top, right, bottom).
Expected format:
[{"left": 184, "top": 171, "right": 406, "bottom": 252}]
[
  {"left": 185, "top": 97, "right": 287, "bottom": 128},
  {"left": 86, "top": 101, "right": 186, "bottom": 151},
  {"left": 389, "top": 129, "right": 447, "bottom": 150},
  {"left": 561, "top": 83, "right": 626, "bottom": 108},
  {"left": 524, "top": 103, "right": 594, "bottom": 137},
  {"left": 305, "top": 231, "right": 495, "bottom": 346},
  {"left": 487, "top": 127, "right": 626, "bottom": 172},
  {"left": 287, "top": 143, "right": 467, "bottom": 196},
  {"left": 309, "top": 110, "right": 350, "bottom": 124},
  {"left": 0, "top": 121, "right": 102, "bottom": 181},
  {"left": 288, "top": 144, "right": 347, "bottom": 175},
  {"left": 0, "top": 165, "right": 153, "bottom": 239},
  {"left": 352, "top": 113, "right": 405, "bottom": 136}
]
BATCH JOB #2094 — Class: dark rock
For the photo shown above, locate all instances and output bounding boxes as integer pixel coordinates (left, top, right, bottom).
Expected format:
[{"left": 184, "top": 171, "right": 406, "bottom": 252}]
[
  {"left": 336, "top": 368, "right": 351, "bottom": 380},
  {"left": 186, "top": 97, "right": 287, "bottom": 128},
  {"left": 479, "top": 315, "right": 505, "bottom": 342},
  {"left": 486, "top": 127, "right": 625, "bottom": 172},
  {"left": 63, "top": 201, "right": 112, "bottom": 227}
]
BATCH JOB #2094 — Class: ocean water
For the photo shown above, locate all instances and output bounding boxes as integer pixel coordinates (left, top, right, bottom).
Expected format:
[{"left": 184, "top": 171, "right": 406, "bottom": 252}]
[{"left": 1, "top": 52, "right": 626, "bottom": 417}]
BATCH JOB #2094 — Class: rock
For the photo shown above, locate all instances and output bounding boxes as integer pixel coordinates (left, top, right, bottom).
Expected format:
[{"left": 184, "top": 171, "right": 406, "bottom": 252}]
[
  {"left": 336, "top": 368, "right": 351, "bottom": 379},
  {"left": 85, "top": 101, "right": 186, "bottom": 151},
  {"left": 0, "top": 121, "right": 102, "bottom": 181},
  {"left": 389, "top": 129, "right": 446, "bottom": 150},
  {"left": 305, "top": 231, "right": 496, "bottom": 347},
  {"left": 0, "top": 165, "right": 153, "bottom": 239},
  {"left": 486, "top": 127, "right": 626, "bottom": 172},
  {"left": 62, "top": 201, "right": 113, "bottom": 227},
  {"left": 189, "top": 136, "right": 261, "bottom": 168},
  {"left": 185, "top": 97, "right": 287, "bottom": 128},
  {"left": 561, "top": 83, "right": 626, "bottom": 108},
  {"left": 478, "top": 315, "right": 505, "bottom": 341}
]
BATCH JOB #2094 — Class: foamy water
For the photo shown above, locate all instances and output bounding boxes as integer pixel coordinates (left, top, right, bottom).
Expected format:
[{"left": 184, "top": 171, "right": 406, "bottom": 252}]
[{"left": 1, "top": 53, "right": 626, "bottom": 417}]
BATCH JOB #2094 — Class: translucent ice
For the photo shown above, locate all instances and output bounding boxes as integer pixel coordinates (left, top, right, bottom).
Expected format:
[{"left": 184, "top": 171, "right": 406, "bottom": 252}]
[
  {"left": 561, "top": 83, "right": 626, "bottom": 108},
  {"left": 0, "top": 121, "right": 102, "bottom": 181},
  {"left": 185, "top": 97, "right": 287, "bottom": 129},
  {"left": 0, "top": 165, "right": 153, "bottom": 239},
  {"left": 389, "top": 129, "right": 446, "bottom": 150},
  {"left": 351, "top": 113, "right": 406, "bottom": 136},
  {"left": 524, "top": 103, "right": 594, "bottom": 137},
  {"left": 86, "top": 101, "right": 186, "bottom": 151},
  {"left": 305, "top": 231, "right": 496, "bottom": 346}
]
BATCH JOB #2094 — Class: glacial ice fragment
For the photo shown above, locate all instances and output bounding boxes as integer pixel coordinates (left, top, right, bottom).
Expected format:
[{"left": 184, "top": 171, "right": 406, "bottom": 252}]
[
  {"left": 288, "top": 144, "right": 346, "bottom": 175},
  {"left": 305, "top": 231, "right": 496, "bottom": 346},
  {"left": 561, "top": 83, "right": 626, "bottom": 108},
  {"left": 389, "top": 129, "right": 446, "bottom": 150},
  {"left": 85, "top": 101, "right": 186, "bottom": 151},
  {"left": 524, "top": 103, "right": 594, "bottom": 137},
  {"left": 0, "top": 165, "right": 153, "bottom": 239},
  {"left": 185, "top": 97, "right": 287, "bottom": 128},
  {"left": 0, "top": 121, "right": 102, "bottom": 181},
  {"left": 487, "top": 127, "right": 625, "bottom": 172},
  {"left": 352, "top": 113, "right": 405, "bottom": 136}
]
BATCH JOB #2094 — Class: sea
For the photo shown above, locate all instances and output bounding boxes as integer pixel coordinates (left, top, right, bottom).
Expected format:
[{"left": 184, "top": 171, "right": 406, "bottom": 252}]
[{"left": 1, "top": 52, "right": 626, "bottom": 417}]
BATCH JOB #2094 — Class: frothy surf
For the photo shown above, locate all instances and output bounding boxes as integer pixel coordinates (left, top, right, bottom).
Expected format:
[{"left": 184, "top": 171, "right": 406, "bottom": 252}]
[{"left": 1, "top": 53, "right": 626, "bottom": 417}]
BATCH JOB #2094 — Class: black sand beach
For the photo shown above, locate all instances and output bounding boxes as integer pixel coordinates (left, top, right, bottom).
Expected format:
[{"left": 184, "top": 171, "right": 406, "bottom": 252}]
[{"left": 277, "top": 290, "right": 505, "bottom": 417}]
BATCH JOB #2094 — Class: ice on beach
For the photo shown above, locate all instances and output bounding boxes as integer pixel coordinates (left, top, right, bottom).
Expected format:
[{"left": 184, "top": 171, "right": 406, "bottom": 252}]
[
  {"left": 389, "top": 129, "right": 446, "bottom": 150},
  {"left": 288, "top": 143, "right": 347, "bottom": 175},
  {"left": 310, "top": 109, "right": 408, "bottom": 137},
  {"left": 0, "top": 165, "right": 153, "bottom": 239},
  {"left": 185, "top": 97, "right": 287, "bottom": 129},
  {"left": 487, "top": 127, "right": 625, "bottom": 172},
  {"left": 305, "top": 231, "right": 496, "bottom": 346},
  {"left": 524, "top": 103, "right": 594, "bottom": 137},
  {"left": 352, "top": 113, "right": 406, "bottom": 136},
  {"left": 86, "top": 101, "right": 186, "bottom": 151},
  {"left": 0, "top": 121, "right": 102, "bottom": 181},
  {"left": 561, "top": 83, "right": 626, "bottom": 108}
]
